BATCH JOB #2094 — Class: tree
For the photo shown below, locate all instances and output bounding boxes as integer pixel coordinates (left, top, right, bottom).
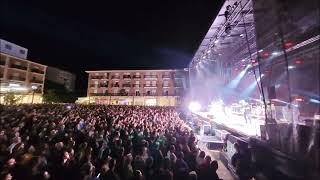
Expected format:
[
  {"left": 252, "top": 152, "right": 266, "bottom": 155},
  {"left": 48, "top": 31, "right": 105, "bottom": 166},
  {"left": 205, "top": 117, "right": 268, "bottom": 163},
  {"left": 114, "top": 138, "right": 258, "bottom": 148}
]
[
  {"left": 43, "top": 80, "right": 77, "bottom": 103},
  {"left": 3, "top": 92, "right": 23, "bottom": 105}
]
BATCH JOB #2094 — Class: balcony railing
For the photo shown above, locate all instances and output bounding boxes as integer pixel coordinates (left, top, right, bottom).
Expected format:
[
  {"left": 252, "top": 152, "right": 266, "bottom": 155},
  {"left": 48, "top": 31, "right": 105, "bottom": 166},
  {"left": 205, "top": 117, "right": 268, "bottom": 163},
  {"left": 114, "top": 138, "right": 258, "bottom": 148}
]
[
  {"left": 10, "top": 64, "right": 27, "bottom": 70},
  {"left": 112, "top": 84, "right": 120, "bottom": 87},
  {"left": 91, "top": 76, "right": 104, "bottom": 79},
  {"left": 162, "top": 83, "right": 170, "bottom": 87},
  {"left": 144, "top": 75, "right": 157, "bottom": 79},
  {"left": 133, "top": 75, "right": 141, "bottom": 79},
  {"left": 174, "top": 83, "right": 183, "bottom": 87},
  {"left": 123, "top": 75, "right": 131, "bottom": 79},
  {"left": 89, "top": 84, "right": 96, "bottom": 88},
  {"left": 122, "top": 84, "right": 131, "bottom": 88},
  {"left": 111, "top": 76, "right": 121, "bottom": 79},
  {"left": 144, "top": 84, "right": 157, "bottom": 87},
  {"left": 31, "top": 69, "right": 44, "bottom": 74},
  {"left": 89, "top": 93, "right": 106, "bottom": 96},
  {"left": 132, "top": 84, "right": 141, "bottom": 88},
  {"left": 9, "top": 76, "right": 25, "bottom": 81},
  {"left": 162, "top": 75, "right": 171, "bottom": 79},
  {"left": 143, "top": 92, "right": 158, "bottom": 96},
  {"left": 99, "top": 84, "right": 109, "bottom": 88},
  {"left": 174, "top": 75, "right": 184, "bottom": 79},
  {"left": 30, "top": 79, "right": 43, "bottom": 84}
]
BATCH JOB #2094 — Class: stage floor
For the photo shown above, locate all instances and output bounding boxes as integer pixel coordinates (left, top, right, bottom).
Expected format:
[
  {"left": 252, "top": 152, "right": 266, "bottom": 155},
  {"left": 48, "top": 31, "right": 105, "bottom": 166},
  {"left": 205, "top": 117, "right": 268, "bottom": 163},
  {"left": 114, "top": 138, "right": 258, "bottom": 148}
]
[{"left": 194, "top": 111, "right": 264, "bottom": 137}]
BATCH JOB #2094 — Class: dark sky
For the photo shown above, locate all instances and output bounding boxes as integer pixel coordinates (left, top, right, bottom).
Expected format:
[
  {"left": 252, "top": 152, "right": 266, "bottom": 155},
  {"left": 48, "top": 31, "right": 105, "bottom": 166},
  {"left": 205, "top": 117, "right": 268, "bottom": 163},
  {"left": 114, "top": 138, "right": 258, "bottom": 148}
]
[{"left": 0, "top": 0, "right": 223, "bottom": 95}]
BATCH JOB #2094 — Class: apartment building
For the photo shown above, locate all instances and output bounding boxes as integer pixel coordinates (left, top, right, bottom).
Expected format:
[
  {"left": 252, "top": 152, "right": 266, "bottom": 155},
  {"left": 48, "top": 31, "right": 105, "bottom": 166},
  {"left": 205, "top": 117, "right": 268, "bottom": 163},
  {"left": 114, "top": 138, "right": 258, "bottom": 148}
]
[
  {"left": 0, "top": 41, "right": 47, "bottom": 104},
  {"left": 81, "top": 69, "right": 188, "bottom": 106},
  {"left": 46, "top": 66, "right": 76, "bottom": 92}
]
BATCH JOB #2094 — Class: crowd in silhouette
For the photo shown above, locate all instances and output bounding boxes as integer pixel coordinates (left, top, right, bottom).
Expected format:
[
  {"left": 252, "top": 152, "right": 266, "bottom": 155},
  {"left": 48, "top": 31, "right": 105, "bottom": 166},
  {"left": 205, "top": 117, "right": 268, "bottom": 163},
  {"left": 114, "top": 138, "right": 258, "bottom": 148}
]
[{"left": 0, "top": 105, "right": 221, "bottom": 180}]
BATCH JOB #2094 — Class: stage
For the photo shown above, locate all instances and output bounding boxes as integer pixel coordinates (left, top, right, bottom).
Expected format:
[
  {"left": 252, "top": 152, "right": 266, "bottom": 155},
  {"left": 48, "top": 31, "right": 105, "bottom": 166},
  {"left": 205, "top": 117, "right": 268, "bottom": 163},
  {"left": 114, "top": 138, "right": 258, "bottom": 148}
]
[{"left": 194, "top": 110, "right": 264, "bottom": 137}]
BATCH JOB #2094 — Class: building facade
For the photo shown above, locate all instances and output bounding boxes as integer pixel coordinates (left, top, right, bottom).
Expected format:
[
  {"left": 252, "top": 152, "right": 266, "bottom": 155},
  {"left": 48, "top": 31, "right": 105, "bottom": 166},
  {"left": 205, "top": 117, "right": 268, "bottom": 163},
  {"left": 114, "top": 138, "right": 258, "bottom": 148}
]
[
  {"left": 82, "top": 69, "right": 188, "bottom": 106},
  {"left": 0, "top": 39, "right": 28, "bottom": 59},
  {"left": 0, "top": 52, "right": 46, "bottom": 104},
  {"left": 46, "top": 66, "right": 76, "bottom": 92}
]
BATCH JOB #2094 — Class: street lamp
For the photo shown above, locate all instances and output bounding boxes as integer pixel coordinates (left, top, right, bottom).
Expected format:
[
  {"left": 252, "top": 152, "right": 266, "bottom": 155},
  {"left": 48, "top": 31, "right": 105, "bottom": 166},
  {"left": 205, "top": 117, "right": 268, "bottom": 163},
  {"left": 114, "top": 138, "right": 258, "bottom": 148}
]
[{"left": 31, "top": 85, "right": 38, "bottom": 104}]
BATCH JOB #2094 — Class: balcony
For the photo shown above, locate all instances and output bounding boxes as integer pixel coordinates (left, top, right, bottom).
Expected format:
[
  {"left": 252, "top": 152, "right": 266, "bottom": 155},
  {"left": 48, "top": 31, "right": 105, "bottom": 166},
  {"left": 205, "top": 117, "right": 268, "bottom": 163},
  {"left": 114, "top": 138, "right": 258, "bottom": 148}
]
[
  {"left": 112, "top": 84, "right": 120, "bottom": 87},
  {"left": 174, "top": 83, "right": 183, "bottom": 88},
  {"left": 99, "top": 84, "right": 109, "bottom": 88},
  {"left": 143, "top": 92, "right": 157, "bottom": 96},
  {"left": 133, "top": 75, "right": 141, "bottom": 79},
  {"left": 144, "top": 84, "right": 157, "bottom": 88},
  {"left": 10, "top": 64, "right": 27, "bottom": 71},
  {"left": 162, "top": 83, "right": 170, "bottom": 87},
  {"left": 162, "top": 75, "right": 171, "bottom": 79},
  {"left": 31, "top": 68, "right": 45, "bottom": 74},
  {"left": 174, "top": 75, "right": 184, "bottom": 79},
  {"left": 89, "top": 84, "right": 96, "bottom": 88},
  {"left": 91, "top": 76, "right": 104, "bottom": 79},
  {"left": 123, "top": 75, "right": 131, "bottom": 80},
  {"left": 0, "top": 60, "right": 5, "bottom": 66},
  {"left": 9, "top": 76, "right": 26, "bottom": 81},
  {"left": 132, "top": 84, "right": 141, "bottom": 88},
  {"left": 30, "top": 79, "right": 43, "bottom": 84},
  {"left": 111, "top": 75, "right": 121, "bottom": 79},
  {"left": 122, "top": 84, "right": 131, "bottom": 88},
  {"left": 144, "top": 75, "right": 157, "bottom": 79},
  {"left": 89, "top": 93, "right": 106, "bottom": 96}
]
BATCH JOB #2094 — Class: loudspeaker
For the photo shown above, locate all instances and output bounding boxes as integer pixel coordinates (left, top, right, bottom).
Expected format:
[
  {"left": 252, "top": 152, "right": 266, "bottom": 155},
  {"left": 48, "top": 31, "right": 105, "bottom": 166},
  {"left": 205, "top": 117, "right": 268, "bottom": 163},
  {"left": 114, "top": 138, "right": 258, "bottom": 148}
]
[{"left": 268, "top": 86, "right": 276, "bottom": 99}]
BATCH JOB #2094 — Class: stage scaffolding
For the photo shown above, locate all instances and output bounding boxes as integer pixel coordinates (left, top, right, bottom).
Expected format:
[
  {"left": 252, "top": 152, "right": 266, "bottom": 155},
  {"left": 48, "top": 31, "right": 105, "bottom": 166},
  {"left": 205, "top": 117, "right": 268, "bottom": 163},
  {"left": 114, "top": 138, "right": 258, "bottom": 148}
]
[{"left": 189, "top": 0, "right": 319, "bottom": 179}]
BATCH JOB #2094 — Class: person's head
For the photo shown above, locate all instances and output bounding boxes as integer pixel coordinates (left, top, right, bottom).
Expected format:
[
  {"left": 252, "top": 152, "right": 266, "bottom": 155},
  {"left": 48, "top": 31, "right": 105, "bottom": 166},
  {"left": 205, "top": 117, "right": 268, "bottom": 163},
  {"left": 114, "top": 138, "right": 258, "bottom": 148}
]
[
  {"left": 210, "top": 160, "right": 218, "bottom": 171},
  {"left": 199, "top": 151, "right": 205, "bottom": 158},
  {"left": 204, "top": 156, "right": 211, "bottom": 164},
  {"left": 169, "top": 145, "right": 175, "bottom": 152},
  {"left": 188, "top": 171, "right": 197, "bottom": 180},
  {"left": 132, "top": 170, "right": 143, "bottom": 180},
  {"left": 176, "top": 151, "right": 184, "bottom": 159},
  {"left": 234, "top": 143, "right": 240, "bottom": 153}
]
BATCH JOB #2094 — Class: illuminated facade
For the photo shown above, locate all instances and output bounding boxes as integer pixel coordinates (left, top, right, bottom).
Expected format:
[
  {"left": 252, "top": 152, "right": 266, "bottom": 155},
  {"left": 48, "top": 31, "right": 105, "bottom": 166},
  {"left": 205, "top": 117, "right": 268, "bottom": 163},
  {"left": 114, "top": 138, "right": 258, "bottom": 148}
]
[
  {"left": 0, "top": 52, "right": 47, "bottom": 104},
  {"left": 83, "top": 69, "right": 188, "bottom": 106}
]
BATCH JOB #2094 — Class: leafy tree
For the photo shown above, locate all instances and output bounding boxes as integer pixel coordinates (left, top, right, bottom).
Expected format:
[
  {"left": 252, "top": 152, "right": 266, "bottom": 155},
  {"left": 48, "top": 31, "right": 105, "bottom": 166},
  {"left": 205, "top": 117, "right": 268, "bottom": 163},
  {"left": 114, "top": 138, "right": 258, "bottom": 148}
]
[
  {"left": 43, "top": 80, "right": 76, "bottom": 103},
  {"left": 3, "top": 92, "right": 23, "bottom": 105}
]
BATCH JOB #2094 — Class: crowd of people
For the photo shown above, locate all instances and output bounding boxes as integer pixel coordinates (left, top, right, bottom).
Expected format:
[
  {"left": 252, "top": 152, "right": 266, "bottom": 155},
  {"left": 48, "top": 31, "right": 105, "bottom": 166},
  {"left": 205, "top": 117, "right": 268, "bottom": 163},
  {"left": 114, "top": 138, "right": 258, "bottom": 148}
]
[{"left": 0, "top": 104, "right": 221, "bottom": 180}]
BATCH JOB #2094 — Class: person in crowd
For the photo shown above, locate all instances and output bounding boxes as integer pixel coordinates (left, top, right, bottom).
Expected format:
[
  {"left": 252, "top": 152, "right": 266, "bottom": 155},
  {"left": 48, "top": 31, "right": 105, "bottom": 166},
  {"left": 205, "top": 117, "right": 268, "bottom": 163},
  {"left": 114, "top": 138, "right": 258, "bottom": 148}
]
[{"left": 0, "top": 104, "right": 224, "bottom": 180}]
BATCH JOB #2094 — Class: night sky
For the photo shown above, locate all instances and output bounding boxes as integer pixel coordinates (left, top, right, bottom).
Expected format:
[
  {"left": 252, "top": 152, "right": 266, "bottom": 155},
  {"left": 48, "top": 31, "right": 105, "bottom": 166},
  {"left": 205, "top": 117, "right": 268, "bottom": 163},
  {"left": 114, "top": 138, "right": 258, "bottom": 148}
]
[{"left": 1, "top": 0, "right": 223, "bottom": 95}]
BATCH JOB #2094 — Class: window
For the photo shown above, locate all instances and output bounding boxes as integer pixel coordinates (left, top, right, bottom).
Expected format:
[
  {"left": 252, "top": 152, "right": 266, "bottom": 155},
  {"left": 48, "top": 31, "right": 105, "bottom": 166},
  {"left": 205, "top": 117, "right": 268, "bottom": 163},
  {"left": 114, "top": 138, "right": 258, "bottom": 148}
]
[
  {"left": 15, "top": 61, "right": 21, "bottom": 65},
  {"left": 95, "top": 73, "right": 99, "bottom": 75},
  {"left": 94, "top": 81, "right": 98, "bottom": 84},
  {"left": 5, "top": 44, "right": 12, "bottom": 50},
  {"left": 94, "top": 89, "right": 98, "bottom": 93},
  {"left": 146, "top": 81, "right": 150, "bottom": 86},
  {"left": 151, "top": 89, "right": 156, "bottom": 95},
  {"left": 164, "top": 90, "right": 169, "bottom": 96},
  {"left": 136, "top": 72, "right": 140, "bottom": 75},
  {"left": 13, "top": 72, "right": 20, "bottom": 77},
  {"left": 164, "top": 81, "right": 169, "bottom": 86},
  {"left": 135, "top": 90, "right": 140, "bottom": 96},
  {"left": 164, "top": 72, "right": 169, "bottom": 75},
  {"left": 151, "top": 72, "right": 156, "bottom": 75},
  {"left": 152, "top": 81, "right": 156, "bottom": 86},
  {"left": 19, "top": 49, "right": 26, "bottom": 54},
  {"left": 135, "top": 81, "right": 140, "bottom": 84},
  {"left": 115, "top": 73, "right": 119, "bottom": 75}
]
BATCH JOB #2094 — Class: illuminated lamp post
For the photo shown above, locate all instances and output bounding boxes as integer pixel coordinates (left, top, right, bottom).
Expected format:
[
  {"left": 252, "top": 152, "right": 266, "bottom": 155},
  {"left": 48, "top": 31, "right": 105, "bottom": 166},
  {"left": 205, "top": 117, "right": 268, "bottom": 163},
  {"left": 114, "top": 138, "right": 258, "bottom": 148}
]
[{"left": 31, "top": 85, "right": 38, "bottom": 104}]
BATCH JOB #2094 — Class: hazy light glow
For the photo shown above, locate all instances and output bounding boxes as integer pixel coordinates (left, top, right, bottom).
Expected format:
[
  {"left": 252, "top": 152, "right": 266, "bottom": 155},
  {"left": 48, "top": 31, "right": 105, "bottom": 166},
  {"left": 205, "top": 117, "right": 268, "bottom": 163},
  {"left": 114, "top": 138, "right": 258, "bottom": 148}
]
[
  {"left": 310, "top": 99, "right": 320, "bottom": 104},
  {"left": 272, "top": 51, "right": 279, "bottom": 55},
  {"left": 9, "top": 83, "right": 20, "bottom": 87},
  {"left": 288, "top": 65, "right": 295, "bottom": 69},
  {"left": 188, "top": 101, "right": 201, "bottom": 112}
]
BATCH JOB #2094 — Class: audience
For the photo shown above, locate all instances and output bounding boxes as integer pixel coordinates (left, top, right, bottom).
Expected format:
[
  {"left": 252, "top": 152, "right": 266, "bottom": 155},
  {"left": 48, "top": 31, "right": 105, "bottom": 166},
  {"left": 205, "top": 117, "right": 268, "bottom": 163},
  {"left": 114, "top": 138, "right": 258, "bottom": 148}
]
[{"left": 0, "top": 104, "right": 222, "bottom": 180}]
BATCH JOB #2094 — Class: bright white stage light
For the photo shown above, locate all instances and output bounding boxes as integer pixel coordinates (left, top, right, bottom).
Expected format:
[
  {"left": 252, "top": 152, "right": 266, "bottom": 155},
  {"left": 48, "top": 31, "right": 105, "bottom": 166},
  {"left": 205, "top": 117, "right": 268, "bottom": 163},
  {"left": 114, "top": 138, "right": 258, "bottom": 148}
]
[
  {"left": 188, "top": 101, "right": 201, "bottom": 112},
  {"left": 272, "top": 51, "right": 279, "bottom": 55}
]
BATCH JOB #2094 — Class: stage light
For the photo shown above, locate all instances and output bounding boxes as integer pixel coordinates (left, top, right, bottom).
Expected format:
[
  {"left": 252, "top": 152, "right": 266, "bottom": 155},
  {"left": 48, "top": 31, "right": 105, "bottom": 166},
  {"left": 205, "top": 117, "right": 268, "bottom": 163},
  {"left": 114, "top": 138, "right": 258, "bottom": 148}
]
[
  {"left": 258, "top": 49, "right": 263, "bottom": 52},
  {"left": 207, "top": 50, "right": 211, "bottom": 53},
  {"left": 241, "top": 59, "right": 246, "bottom": 62},
  {"left": 202, "top": 56, "right": 206, "bottom": 59},
  {"left": 240, "top": 34, "right": 244, "bottom": 37},
  {"left": 31, "top": 85, "right": 38, "bottom": 90},
  {"left": 272, "top": 52, "right": 279, "bottom": 56},
  {"left": 214, "top": 40, "right": 219, "bottom": 44},
  {"left": 288, "top": 65, "right": 295, "bottom": 69},
  {"left": 310, "top": 99, "right": 320, "bottom": 104},
  {"left": 188, "top": 101, "right": 201, "bottom": 112}
]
